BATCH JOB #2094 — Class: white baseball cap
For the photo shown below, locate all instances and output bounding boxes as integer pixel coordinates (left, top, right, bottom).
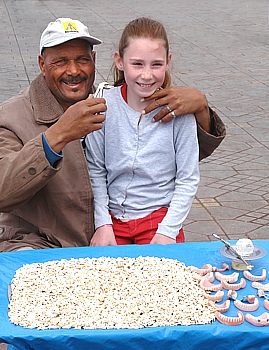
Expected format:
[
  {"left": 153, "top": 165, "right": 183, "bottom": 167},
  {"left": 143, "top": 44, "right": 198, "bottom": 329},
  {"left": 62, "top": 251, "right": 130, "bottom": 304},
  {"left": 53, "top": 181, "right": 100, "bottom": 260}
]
[{"left": 40, "top": 18, "right": 102, "bottom": 54}]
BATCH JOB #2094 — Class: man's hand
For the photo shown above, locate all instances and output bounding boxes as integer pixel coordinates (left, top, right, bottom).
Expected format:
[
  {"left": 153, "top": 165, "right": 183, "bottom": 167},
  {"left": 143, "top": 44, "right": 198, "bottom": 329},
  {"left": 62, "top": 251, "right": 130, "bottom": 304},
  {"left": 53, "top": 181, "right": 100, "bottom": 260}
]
[
  {"left": 45, "top": 95, "right": 107, "bottom": 153},
  {"left": 150, "top": 233, "right": 176, "bottom": 245},
  {"left": 90, "top": 225, "right": 117, "bottom": 246},
  {"left": 142, "top": 86, "right": 211, "bottom": 132}
]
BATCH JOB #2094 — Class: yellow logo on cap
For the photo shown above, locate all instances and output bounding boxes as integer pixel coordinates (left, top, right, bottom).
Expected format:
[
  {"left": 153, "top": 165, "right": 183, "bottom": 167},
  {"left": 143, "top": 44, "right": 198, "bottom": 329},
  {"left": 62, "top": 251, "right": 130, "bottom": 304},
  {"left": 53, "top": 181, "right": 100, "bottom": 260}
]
[{"left": 62, "top": 21, "right": 79, "bottom": 33}]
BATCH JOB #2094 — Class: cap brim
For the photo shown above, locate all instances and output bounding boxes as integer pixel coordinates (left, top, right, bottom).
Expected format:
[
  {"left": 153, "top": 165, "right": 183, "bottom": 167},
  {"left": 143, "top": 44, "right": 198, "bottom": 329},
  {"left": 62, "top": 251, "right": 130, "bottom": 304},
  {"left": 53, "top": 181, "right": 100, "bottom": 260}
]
[{"left": 41, "top": 34, "right": 102, "bottom": 53}]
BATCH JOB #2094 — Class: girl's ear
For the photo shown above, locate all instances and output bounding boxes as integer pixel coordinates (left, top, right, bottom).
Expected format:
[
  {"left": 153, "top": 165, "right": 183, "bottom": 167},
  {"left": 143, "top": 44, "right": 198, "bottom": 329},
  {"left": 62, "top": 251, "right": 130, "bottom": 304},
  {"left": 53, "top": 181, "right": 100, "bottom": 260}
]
[
  {"left": 114, "top": 51, "right": 124, "bottom": 70},
  {"left": 166, "top": 52, "right": 172, "bottom": 69}
]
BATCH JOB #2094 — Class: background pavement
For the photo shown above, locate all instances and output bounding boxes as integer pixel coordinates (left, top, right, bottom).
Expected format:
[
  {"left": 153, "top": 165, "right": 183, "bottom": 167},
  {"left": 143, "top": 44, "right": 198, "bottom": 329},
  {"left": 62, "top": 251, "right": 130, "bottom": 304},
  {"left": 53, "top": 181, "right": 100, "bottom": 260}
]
[{"left": 0, "top": 0, "right": 268, "bottom": 244}]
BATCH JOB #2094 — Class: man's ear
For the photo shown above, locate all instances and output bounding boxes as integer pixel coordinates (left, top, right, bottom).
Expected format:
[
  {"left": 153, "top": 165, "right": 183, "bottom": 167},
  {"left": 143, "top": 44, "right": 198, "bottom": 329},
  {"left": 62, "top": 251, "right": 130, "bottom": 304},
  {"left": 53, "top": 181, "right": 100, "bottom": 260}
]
[
  {"left": 38, "top": 54, "right": 46, "bottom": 76},
  {"left": 92, "top": 51, "right": 96, "bottom": 63},
  {"left": 114, "top": 51, "right": 123, "bottom": 70}
]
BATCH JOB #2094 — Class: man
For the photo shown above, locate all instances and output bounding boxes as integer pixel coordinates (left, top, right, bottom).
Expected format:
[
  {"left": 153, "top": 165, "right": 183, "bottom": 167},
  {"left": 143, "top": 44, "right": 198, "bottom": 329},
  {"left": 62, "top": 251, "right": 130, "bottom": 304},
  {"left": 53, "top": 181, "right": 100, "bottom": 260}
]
[{"left": 0, "top": 18, "right": 225, "bottom": 252}]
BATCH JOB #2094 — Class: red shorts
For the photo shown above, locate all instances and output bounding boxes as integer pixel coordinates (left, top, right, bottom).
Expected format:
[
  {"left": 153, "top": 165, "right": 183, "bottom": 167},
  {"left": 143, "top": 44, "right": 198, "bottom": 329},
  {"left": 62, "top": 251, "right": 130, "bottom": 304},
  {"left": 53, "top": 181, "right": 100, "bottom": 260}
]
[{"left": 111, "top": 207, "right": 184, "bottom": 245}]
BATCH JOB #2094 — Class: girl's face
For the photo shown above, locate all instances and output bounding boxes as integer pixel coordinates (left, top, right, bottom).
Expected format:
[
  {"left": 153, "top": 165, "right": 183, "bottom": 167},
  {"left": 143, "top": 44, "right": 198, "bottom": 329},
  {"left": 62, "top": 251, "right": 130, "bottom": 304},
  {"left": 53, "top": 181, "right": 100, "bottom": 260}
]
[{"left": 114, "top": 37, "right": 171, "bottom": 104}]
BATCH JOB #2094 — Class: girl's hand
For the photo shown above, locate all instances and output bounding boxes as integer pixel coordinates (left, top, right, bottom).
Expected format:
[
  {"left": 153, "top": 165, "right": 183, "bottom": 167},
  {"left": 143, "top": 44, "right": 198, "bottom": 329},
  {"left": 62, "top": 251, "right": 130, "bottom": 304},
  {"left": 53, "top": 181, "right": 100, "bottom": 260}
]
[
  {"left": 90, "top": 225, "right": 117, "bottom": 246},
  {"left": 150, "top": 233, "right": 176, "bottom": 245}
]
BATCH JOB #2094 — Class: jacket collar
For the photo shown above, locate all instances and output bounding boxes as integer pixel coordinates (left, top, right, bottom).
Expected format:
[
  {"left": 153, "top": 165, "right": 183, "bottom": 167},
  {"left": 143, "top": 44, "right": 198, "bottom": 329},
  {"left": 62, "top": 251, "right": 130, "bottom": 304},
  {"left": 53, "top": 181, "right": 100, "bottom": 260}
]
[{"left": 29, "top": 74, "right": 64, "bottom": 124}]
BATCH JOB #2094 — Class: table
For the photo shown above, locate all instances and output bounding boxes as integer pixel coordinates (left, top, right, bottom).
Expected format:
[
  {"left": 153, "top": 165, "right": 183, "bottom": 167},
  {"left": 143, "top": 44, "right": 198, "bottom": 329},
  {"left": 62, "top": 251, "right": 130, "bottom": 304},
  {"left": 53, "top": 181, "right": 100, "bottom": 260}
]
[{"left": 1, "top": 241, "right": 269, "bottom": 350}]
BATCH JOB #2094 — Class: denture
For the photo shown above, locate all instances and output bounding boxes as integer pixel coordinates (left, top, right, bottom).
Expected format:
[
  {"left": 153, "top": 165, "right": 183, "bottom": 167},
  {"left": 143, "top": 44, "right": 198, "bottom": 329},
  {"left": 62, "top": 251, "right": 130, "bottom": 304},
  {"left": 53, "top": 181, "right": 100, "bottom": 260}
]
[
  {"left": 234, "top": 296, "right": 259, "bottom": 312},
  {"left": 242, "top": 295, "right": 256, "bottom": 303},
  {"left": 245, "top": 312, "right": 269, "bottom": 327},
  {"left": 188, "top": 264, "right": 213, "bottom": 275},
  {"left": 227, "top": 290, "right": 237, "bottom": 301},
  {"left": 215, "top": 311, "right": 244, "bottom": 326},
  {"left": 204, "top": 272, "right": 215, "bottom": 283},
  {"left": 243, "top": 269, "right": 266, "bottom": 282},
  {"left": 212, "top": 263, "right": 230, "bottom": 272},
  {"left": 200, "top": 277, "right": 223, "bottom": 292},
  {"left": 191, "top": 272, "right": 203, "bottom": 281},
  {"left": 213, "top": 300, "right": 231, "bottom": 313},
  {"left": 257, "top": 289, "right": 269, "bottom": 298},
  {"left": 215, "top": 271, "right": 239, "bottom": 283},
  {"left": 264, "top": 298, "right": 269, "bottom": 311},
  {"left": 203, "top": 290, "right": 224, "bottom": 302},
  {"left": 222, "top": 278, "right": 246, "bottom": 291},
  {"left": 252, "top": 282, "right": 269, "bottom": 292}
]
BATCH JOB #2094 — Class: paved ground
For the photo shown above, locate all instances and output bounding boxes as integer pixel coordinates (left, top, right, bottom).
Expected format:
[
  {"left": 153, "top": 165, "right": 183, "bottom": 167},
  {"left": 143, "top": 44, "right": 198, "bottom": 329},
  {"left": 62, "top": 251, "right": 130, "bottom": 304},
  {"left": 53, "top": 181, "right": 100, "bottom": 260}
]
[{"left": 0, "top": 0, "right": 269, "bottom": 246}]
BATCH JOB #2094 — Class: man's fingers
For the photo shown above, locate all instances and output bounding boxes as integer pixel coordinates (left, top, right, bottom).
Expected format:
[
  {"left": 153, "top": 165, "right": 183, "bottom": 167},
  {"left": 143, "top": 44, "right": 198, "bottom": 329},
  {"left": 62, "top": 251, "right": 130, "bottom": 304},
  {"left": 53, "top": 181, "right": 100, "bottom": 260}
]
[
  {"left": 95, "top": 114, "right": 106, "bottom": 125},
  {"left": 84, "top": 112, "right": 106, "bottom": 134},
  {"left": 85, "top": 96, "right": 106, "bottom": 105},
  {"left": 151, "top": 106, "right": 170, "bottom": 122},
  {"left": 142, "top": 88, "right": 166, "bottom": 102},
  {"left": 83, "top": 99, "right": 107, "bottom": 115},
  {"left": 86, "top": 94, "right": 93, "bottom": 100},
  {"left": 143, "top": 96, "right": 168, "bottom": 115}
]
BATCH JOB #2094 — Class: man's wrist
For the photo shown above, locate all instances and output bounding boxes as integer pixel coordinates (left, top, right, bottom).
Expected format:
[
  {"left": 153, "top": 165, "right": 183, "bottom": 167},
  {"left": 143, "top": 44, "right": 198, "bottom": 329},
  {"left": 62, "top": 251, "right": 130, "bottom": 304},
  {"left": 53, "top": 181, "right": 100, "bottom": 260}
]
[
  {"left": 195, "top": 105, "right": 211, "bottom": 134},
  {"left": 42, "top": 133, "right": 63, "bottom": 166}
]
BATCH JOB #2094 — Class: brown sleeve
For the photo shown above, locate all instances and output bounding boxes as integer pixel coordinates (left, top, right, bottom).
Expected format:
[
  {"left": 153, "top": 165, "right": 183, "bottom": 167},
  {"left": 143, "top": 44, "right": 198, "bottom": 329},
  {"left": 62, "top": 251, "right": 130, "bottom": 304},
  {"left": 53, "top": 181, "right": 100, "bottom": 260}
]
[
  {"left": 0, "top": 130, "right": 60, "bottom": 212},
  {"left": 198, "top": 107, "right": 226, "bottom": 161}
]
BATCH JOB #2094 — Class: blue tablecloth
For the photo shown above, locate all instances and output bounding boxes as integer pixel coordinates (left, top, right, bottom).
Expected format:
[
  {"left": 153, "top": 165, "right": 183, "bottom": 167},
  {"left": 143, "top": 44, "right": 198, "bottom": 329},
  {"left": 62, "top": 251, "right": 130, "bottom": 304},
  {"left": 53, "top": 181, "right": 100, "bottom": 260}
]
[{"left": 1, "top": 241, "right": 269, "bottom": 350}]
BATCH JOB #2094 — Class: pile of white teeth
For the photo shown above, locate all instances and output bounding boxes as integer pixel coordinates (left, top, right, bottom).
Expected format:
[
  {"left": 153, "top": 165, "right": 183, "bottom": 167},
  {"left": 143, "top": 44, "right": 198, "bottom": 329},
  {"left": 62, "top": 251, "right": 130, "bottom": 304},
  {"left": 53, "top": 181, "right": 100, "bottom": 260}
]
[{"left": 8, "top": 256, "right": 215, "bottom": 330}]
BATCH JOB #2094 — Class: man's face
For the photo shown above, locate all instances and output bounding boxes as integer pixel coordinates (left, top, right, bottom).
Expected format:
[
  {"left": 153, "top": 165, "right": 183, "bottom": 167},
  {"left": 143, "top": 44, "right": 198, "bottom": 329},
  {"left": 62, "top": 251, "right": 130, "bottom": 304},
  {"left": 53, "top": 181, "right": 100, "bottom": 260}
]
[{"left": 39, "top": 39, "right": 96, "bottom": 110}]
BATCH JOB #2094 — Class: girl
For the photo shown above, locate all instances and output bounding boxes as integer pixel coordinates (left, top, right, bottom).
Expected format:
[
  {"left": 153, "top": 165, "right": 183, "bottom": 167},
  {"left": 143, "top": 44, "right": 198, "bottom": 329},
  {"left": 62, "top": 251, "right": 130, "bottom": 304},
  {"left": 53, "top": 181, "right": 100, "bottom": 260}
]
[{"left": 86, "top": 17, "right": 200, "bottom": 245}]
